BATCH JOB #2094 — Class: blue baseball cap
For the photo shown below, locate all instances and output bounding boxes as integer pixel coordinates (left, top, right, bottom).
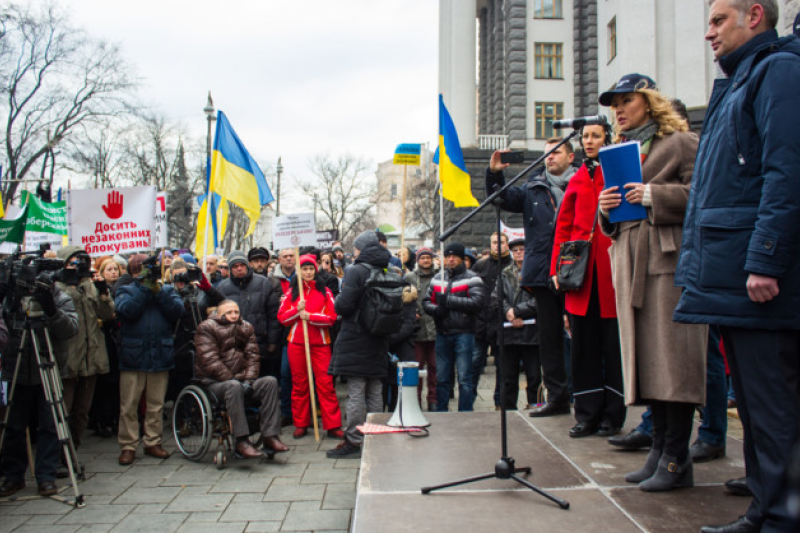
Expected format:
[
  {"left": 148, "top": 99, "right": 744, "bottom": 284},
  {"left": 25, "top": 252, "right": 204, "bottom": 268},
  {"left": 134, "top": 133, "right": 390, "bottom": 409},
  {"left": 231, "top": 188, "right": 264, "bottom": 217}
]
[{"left": 599, "top": 73, "right": 658, "bottom": 107}]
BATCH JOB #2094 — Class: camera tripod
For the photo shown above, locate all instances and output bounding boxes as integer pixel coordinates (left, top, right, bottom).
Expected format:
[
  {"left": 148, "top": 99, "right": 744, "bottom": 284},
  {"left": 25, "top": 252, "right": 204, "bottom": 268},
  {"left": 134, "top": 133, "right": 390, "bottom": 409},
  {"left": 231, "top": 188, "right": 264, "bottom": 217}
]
[{"left": 0, "top": 300, "right": 86, "bottom": 507}]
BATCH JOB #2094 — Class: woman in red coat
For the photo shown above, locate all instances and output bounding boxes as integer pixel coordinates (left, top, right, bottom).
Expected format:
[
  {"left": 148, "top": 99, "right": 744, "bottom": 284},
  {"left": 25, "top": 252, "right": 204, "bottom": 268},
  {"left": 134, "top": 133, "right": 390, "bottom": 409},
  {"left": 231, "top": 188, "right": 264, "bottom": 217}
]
[
  {"left": 277, "top": 255, "right": 343, "bottom": 439},
  {"left": 551, "top": 123, "right": 626, "bottom": 438}
]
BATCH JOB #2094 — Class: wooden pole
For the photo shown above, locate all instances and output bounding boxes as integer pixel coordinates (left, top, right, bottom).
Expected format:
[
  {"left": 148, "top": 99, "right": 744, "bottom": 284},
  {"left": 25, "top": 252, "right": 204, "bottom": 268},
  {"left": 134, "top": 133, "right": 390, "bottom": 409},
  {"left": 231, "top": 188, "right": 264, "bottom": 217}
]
[{"left": 296, "top": 247, "right": 320, "bottom": 442}]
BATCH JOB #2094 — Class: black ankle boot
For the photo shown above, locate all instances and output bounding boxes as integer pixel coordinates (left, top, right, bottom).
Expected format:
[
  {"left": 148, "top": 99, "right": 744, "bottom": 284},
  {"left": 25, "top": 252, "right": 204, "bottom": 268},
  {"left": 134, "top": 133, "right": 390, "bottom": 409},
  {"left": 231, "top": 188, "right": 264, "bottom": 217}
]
[
  {"left": 639, "top": 454, "right": 693, "bottom": 492},
  {"left": 624, "top": 447, "right": 661, "bottom": 483}
]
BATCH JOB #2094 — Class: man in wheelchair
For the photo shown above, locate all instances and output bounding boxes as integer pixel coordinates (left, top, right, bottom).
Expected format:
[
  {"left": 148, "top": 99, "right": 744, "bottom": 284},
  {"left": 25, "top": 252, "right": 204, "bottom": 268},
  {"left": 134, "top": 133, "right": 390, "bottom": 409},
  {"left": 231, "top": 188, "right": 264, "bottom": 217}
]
[{"left": 194, "top": 300, "right": 289, "bottom": 458}]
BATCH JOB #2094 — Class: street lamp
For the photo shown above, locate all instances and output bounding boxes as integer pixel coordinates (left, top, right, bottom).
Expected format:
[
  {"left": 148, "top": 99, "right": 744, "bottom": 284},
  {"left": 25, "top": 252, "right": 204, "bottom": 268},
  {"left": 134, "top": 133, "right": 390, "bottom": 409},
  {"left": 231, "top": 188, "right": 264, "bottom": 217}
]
[
  {"left": 204, "top": 92, "right": 216, "bottom": 166},
  {"left": 275, "top": 157, "right": 283, "bottom": 217}
]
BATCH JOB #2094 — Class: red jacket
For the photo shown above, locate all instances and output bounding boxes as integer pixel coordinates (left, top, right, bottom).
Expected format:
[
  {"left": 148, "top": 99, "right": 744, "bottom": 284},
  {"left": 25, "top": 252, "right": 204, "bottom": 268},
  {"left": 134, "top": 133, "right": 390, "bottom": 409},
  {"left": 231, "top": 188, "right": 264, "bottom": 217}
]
[
  {"left": 550, "top": 163, "right": 617, "bottom": 318},
  {"left": 277, "top": 281, "right": 337, "bottom": 345}
]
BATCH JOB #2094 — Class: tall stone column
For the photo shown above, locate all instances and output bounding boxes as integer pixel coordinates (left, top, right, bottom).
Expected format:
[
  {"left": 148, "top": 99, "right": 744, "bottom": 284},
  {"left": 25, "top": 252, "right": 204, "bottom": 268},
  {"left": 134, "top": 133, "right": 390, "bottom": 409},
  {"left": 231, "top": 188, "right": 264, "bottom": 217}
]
[{"left": 439, "top": 0, "right": 477, "bottom": 147}]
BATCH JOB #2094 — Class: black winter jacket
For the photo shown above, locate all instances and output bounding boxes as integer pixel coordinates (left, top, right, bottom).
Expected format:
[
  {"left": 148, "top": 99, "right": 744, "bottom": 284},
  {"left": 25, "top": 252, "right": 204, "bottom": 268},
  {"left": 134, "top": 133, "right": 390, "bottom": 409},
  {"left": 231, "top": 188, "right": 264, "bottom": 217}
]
[
  {"left": 486, "top": 168, "right": 569, "bottom": 287},
  {"left": 472, "top": 253, "right": 512, "bottom": 341},
  {"left": 422, "top": 263, "right": 484, "bottom": 335},
  {"left": 329, "top": 243, "right": 391, "bottom": 379},
  {"left": 492, "top": 263, "right": 538, "bottom": 346},
  {"left": 209, "top": 268, "right": 281, "bottom": 357}
]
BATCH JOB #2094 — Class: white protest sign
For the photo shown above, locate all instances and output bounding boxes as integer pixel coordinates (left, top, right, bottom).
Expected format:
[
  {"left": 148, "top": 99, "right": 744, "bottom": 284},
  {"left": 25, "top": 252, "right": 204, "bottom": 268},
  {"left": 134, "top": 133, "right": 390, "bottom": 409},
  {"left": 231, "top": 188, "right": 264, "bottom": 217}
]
[
  {"left": 500, "top": 220, "right": 525, "bottom": 242},
  {"left": 67, "top": 186, "right": 157, "bottom": 257},
  {"left": 153, "top": 192, "right": 168, "bottom": 249},
  {"left": 272, "top": 213, "right": 317, "bottom": 250}
]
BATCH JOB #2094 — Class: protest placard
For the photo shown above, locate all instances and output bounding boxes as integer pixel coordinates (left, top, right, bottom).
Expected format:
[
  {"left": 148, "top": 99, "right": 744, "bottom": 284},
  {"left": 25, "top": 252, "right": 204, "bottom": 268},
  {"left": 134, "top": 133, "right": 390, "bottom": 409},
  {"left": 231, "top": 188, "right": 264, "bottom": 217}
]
[
  {"left": 67, "top": 186, "right": 157, "bottom": 257},
  {"left": 272, "top": 213, "right": 317, "bottom": 250},
  {"left": 154, "top": 192, "right": 168, "bottom": 249}
]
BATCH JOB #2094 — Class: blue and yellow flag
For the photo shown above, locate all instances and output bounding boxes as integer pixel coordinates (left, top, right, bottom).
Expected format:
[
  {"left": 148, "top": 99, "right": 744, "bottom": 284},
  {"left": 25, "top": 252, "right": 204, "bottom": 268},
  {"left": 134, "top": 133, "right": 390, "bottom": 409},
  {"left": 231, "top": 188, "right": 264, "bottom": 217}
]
[
  {"left": 437, "top": 95, "right": 478, "bottom": 208},
  {"left": 393, "top": 143, "right": 421, "bottom": 165},
  {"left": 209, "top": 111, "right": 273, "bottom": 236},
  {"left": 195, "top": 191, "right": 229, "bottom": 257}
]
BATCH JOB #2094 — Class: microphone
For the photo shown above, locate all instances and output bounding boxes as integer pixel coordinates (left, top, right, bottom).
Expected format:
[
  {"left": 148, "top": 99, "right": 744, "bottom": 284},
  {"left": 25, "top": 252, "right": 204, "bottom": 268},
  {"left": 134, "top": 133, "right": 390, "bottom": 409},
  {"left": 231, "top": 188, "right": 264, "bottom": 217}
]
[{"left": 551, "top": 115, "right": 608, "bottom": 129}]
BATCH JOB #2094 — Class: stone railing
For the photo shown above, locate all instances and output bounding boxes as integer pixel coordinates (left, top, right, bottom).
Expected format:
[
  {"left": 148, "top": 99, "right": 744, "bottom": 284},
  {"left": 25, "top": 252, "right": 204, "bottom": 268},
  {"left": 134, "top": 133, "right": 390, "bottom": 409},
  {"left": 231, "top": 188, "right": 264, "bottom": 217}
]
[{"left": 477, "top": 134, "right": 508, "bottom": 150}]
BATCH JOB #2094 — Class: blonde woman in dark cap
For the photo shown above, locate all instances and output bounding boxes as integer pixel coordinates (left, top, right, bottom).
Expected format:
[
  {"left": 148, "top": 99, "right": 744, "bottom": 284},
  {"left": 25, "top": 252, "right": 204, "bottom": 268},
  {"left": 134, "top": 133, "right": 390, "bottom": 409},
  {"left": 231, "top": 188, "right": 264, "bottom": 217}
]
[{"left": 597, "top": 73, "right": 707, "bottom": 492}]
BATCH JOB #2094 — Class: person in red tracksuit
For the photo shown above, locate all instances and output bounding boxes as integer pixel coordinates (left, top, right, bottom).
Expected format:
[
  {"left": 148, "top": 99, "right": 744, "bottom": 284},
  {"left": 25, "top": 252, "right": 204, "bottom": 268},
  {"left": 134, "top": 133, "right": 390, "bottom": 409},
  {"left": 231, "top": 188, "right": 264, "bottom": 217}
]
[{"left": 277, "top": 254, "right": 344, "bottom": 439}]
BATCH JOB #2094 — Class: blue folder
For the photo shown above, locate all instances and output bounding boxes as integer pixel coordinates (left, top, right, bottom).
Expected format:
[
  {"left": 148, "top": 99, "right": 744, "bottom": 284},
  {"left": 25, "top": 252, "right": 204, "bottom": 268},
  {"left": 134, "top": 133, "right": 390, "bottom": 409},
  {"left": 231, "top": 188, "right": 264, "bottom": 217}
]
[{"left": 598, "top": 142, "right": 648, "bottom": 223}]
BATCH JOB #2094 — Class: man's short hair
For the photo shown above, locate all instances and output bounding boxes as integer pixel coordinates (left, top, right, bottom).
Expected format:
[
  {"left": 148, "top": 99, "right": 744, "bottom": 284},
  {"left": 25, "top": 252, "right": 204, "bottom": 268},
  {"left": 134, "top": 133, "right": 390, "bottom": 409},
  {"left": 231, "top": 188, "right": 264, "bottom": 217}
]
[
  {"left": 545, "top": 137, "right": 574, "bottom": 155},
  {"left": 708, "top": 0, "right": 779, "bottom": 29},
  {"left": 375, "top": 231, "right": 388, "bottom": 244},
  {"left": 490, "top": 231, "right": 509, "bottom": 243}
]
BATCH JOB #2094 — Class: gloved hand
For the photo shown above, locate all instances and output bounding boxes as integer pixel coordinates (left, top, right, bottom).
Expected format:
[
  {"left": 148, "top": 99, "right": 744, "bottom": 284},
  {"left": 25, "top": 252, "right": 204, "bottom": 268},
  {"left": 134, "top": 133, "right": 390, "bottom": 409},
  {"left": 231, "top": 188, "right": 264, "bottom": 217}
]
[
  {"left": 437, "top": 292, "right": 449, "bottom": 309},
  {"left": 197, "top": 270, "right": 212, "bottom": 291},
  {"left": 33, "top": 273, "right": 58, "bottom": 316},
  {"left": 93, "top": 279, "right": 109, "bottom": 296}
]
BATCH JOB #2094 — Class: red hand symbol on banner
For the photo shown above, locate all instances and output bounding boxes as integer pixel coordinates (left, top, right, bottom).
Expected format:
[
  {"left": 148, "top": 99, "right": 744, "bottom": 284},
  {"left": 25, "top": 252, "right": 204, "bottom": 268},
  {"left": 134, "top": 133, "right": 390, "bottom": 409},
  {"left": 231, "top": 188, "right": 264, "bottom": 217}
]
[{"left": 102, "top": 191, "right": 124, "bottom": 219}]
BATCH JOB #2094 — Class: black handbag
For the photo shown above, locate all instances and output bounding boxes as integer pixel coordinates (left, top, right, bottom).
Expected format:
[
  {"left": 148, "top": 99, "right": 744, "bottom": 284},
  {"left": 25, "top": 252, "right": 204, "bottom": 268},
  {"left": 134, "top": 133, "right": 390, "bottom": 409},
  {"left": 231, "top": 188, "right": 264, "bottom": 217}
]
[{"left": 556, "top": 203, "right": 600, "bottom": 291}]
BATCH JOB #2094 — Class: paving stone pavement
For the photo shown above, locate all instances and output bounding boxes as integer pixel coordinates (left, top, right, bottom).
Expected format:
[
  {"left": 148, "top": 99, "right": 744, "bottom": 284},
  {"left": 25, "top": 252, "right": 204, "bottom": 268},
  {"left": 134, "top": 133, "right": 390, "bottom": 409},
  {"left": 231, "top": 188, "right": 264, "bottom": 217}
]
[{"left": 0, "top": 360, "right": 741, "bottom": 532}]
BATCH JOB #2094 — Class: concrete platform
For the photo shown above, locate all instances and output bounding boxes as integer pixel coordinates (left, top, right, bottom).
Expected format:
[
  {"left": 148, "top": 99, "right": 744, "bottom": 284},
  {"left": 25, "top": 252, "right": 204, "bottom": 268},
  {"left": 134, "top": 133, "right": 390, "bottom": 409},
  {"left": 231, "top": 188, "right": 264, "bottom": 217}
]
[{"left": 353, "top": 410, "right": 749, "bottom": 533}]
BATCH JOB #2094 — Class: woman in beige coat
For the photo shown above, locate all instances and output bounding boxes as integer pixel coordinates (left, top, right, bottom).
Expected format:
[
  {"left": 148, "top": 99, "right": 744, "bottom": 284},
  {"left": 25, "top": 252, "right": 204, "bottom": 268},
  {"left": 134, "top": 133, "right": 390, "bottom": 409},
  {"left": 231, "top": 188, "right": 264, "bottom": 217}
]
[{"left": 597, "top": 74, "right": 707, "bottom": 492}]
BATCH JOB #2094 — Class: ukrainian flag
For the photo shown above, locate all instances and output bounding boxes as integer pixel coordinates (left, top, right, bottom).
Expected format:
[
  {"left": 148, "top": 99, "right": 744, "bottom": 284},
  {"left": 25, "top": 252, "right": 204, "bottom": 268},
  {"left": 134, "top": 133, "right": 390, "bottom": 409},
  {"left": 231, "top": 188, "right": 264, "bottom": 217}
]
[
  {"left": 437, "top": 95, "right": 478, "bottom": 208},
  {"left": 195, "top": 191, "right": 229, "bottom": 257},
  {"left": 209, "top": 111, "right": 273, "bottom": 236}
]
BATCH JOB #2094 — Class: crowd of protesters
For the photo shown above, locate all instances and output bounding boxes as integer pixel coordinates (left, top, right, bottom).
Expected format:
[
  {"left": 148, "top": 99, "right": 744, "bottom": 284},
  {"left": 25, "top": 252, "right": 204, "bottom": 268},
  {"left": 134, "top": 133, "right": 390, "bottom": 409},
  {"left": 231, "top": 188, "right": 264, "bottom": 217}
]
[{"left": 1, "top": 3, "right": 798, "bottom": 531}]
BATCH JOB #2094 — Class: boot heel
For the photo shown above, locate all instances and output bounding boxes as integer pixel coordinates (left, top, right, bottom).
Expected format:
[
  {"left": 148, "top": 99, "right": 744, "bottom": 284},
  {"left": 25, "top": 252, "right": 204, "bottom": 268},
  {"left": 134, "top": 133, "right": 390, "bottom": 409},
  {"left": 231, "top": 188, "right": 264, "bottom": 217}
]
[{"left": 625, "top": 448, "right": 661, "bottom": 483}]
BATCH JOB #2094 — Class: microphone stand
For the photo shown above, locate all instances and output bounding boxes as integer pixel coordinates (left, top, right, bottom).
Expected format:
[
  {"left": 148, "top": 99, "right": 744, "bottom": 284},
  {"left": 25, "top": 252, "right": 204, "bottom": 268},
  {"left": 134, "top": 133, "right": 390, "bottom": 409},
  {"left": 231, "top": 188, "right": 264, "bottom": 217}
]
[{"left": 421, "top": 128, "right": 580, "bottom": 510}]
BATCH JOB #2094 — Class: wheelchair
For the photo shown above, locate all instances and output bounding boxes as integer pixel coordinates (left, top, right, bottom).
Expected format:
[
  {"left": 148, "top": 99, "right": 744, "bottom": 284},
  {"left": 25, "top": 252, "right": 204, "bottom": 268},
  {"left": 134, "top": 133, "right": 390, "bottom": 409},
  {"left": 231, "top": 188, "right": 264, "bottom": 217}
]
[{"left": 171, "top": 381, "right": 276, "bottom": 469}]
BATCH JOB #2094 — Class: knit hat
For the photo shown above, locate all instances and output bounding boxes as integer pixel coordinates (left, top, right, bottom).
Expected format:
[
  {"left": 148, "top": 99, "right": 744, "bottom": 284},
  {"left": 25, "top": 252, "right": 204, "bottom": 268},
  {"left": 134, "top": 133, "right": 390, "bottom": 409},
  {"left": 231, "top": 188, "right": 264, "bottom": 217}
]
[
  {"left": 443, "top": 242, "right": 465, "bottom": 259},
  {"left": 464, "top": 248, "right": 477, "bottom": 263},
  {"left": 247, "top": 247, "right": 270, "bottom": 261},
  {"left": 113, "top": 255, "right": 128, "bottom": 269},
  {"left": 353, "top": 230, "right": 379, "bottom": 251},
  {"left": 299, "top": 254, "right": 318, "bottom": 271},
  {"left": 227, "top": 250, "right": 248, "bottom": 267},
  {"left": 416, "top": 247, "right": 435, "bottom": 260},
  {"left": 332, "top": 245, "right": 344, "bottom": 253},
  {"left": 180, "top": 253, "right": 197, "bottom": 265}
]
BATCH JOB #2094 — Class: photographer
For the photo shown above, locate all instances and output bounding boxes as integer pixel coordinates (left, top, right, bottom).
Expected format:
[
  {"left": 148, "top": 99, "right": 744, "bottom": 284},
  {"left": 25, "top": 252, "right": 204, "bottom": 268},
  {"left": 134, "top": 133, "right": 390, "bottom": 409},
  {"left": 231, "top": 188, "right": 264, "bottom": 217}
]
[
  {"left": 114, "top": 254, "right": 183, "bottom": 466},
  {"left": 0, "top": 261, "right": 78, "bottom": 498},
  {"left": 54, "top": 247, "right": 115, "bottom": 449},
  {"left": 165, "top": 259, "right": 224, "bottom": 402}
]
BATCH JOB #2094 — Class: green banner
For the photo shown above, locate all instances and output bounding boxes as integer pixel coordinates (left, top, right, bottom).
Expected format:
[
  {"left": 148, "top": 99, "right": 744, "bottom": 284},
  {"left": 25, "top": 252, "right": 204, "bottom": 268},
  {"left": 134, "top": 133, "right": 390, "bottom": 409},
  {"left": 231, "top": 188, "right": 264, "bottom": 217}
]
[
  {"left": 21, "top": 191, "right": 68, "bottom": 235},
  {"left": 0, "top": 204, "right": 28, "bottom": 244}
]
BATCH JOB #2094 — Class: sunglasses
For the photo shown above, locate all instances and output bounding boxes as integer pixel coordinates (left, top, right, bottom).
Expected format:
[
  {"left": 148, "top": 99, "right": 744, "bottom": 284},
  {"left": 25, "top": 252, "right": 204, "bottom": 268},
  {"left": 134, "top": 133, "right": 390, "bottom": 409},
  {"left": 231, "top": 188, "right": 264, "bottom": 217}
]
[{"left": 219, "top": 266, "right": 229, "bottom": 270}]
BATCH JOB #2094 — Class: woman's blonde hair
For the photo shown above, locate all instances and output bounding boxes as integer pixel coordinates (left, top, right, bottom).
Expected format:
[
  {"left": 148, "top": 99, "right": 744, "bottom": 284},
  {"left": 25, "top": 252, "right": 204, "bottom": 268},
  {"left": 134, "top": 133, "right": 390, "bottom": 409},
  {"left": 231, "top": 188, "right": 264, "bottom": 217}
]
[{"left": 612, "top": 88, "right": 689, "bottom": 143}]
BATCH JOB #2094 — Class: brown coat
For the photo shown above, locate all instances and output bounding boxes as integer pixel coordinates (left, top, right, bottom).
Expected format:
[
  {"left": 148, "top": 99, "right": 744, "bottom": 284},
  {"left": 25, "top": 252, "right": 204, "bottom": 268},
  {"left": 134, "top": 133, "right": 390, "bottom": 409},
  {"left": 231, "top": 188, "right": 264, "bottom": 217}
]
[
  {"left": 602, "top": 131, "right": 708, "bottom": 405},
  {"left": 193, "top": 315, "right": 260, "bottom": 382}
]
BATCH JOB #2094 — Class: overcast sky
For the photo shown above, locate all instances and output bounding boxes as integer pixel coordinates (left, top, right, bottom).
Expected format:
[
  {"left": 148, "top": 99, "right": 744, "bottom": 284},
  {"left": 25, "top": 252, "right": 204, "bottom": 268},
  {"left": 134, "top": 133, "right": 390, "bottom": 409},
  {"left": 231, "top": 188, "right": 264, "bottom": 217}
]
[{"left": 62, "top": 0, "right": 439, "bottom": 212}]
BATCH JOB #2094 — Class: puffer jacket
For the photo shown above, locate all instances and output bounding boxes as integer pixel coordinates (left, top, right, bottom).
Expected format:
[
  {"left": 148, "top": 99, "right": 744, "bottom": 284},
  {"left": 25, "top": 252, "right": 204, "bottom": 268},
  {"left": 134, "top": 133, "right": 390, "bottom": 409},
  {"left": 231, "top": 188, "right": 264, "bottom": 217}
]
[
  {"left": 55, "top": 275, "right": 115, "bottom": 378},
  {"left": 193, "top": 314, "right": 259, "bottom": 382},
  {"left": 211, "top": 267, "right": 281, "bottom": 355},
  {"left": 674, "top": 31, "right": 800, "bottom": 329},
  {"left": 405, "top": 268, "right": 436, "bottom": 342},
  {"left": 492, "top": 263, "right": 538, "bottom": 346},
  {"left": 2, "top": 287, "right": 78, "bottom": 386},
  {"left": 422, "top": 263, "right": 484, "bottom": 335},
  {"left": 277, "top": 280, "right": 337, "bottom": 346},
  {"left": 329, "top": 243, "right": 392, "bottom": 379},
  {"left": 486, "top": 166, "right": 577, "bottom": 287},
  {"left": 115, "top": 281, "right": 184, "bottom": 372}
]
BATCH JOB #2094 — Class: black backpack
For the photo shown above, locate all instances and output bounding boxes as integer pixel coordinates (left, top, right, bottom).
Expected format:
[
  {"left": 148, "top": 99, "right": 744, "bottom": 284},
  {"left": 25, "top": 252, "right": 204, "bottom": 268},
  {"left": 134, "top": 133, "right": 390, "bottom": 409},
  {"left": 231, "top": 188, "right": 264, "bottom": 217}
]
[{"left": 357, "top": 264, "right": 405, "bottom": 336}]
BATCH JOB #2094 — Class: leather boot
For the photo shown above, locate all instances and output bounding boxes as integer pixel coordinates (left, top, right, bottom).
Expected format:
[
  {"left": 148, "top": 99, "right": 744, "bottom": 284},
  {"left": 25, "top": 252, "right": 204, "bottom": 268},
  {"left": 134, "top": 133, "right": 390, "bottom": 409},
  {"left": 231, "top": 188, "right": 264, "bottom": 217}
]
[
  {"left": 624, "top": 447, "right": 661, "bottom": 483},
  {"left": 639, "top": 454, "right": 693, "bottom": 492}
]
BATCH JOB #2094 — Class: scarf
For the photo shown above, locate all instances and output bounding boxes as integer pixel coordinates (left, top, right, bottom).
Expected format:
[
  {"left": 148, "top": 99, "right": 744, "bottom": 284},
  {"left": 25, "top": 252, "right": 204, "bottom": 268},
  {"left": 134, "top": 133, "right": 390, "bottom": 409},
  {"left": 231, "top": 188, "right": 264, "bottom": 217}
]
[
  {"left": 545, "top": 165, "right": 577, "bottom": 192},
  {"left": 621, "top": 120, "right": 658, "bottom": 144}
]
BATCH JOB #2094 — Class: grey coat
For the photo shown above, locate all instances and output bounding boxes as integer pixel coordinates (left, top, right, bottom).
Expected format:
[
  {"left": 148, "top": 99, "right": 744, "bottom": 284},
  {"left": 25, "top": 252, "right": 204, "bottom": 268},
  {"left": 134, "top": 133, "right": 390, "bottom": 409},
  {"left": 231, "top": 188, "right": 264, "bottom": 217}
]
[{"left": 405, "top": 268, "right": 436, "bottom": 342}]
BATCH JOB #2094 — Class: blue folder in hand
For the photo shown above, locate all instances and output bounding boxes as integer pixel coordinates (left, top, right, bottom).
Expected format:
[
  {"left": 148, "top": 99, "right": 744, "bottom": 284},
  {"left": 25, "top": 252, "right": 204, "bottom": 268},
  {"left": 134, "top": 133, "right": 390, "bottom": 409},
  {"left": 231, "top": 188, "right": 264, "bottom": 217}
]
[{"left": 598, "top": 142, "right": 648, "bottom": 223}]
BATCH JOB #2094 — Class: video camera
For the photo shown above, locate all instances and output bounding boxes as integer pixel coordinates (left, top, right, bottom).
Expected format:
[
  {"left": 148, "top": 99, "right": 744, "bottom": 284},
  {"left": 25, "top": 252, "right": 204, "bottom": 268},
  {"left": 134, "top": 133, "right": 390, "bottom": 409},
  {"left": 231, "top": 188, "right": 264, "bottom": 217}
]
[
  {"left": 0, "top": 248, "right": 63, "bottom": 298},
  {"left": 141, "top": 254, "right": 165, "bottom": 281},
  {"left": 172, "top": 265, "right": 202, "bottom": 285}
]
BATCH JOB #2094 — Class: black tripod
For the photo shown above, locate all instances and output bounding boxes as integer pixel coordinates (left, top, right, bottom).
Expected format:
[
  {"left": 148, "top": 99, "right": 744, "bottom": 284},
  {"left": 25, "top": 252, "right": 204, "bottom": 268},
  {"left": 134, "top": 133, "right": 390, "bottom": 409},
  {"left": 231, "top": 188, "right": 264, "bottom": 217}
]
[
  {"left": 420, "top": 131, "right": 580, "bottom": 510},
  {"left": 0, "top": 299, "right": 86, "bottom": 507}
]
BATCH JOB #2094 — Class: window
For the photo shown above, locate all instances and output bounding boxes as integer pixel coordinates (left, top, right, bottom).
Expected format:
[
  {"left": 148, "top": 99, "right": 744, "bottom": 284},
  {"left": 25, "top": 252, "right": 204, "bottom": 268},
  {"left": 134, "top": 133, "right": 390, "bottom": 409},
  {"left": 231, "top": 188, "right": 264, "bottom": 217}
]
[
  {"left": 608, "top": 17, "right": 617, "bottom": 63},
  {"left": 390, "top": 183, "right": 398, "bottom": 200},
  {"left": 534, "top": 43, "right": 563, "bottom": 79},
  {"left": 534, "top": 0, "right": 563, "bottom": 19},
  {"left": 535, "top": 102, "right": 564, "bottom": 139}
]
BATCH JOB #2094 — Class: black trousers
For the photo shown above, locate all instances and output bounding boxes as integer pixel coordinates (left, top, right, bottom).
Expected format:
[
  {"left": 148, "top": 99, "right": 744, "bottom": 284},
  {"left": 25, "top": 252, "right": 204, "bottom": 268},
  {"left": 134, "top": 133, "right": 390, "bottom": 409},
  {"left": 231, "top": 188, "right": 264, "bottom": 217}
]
[
  {"left": 530, "top": 287, "right": 568, "bottom": 404},
  {"left": 720, "top": 327, "right": 800, "bottom": 531},
  {"left": 568, "top": 279, "right": 626, "bottom": 428},
  {"left": 499, "top": 344, "right": 541, "bottom": 409}
]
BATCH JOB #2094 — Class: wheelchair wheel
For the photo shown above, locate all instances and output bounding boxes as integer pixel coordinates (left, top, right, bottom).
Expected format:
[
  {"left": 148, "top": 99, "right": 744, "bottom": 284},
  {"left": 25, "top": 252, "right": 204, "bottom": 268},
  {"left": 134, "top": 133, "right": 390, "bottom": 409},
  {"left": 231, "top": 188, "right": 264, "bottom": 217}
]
[{"left": 172, "top": 385, "right": 213, "bottom": 461}]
